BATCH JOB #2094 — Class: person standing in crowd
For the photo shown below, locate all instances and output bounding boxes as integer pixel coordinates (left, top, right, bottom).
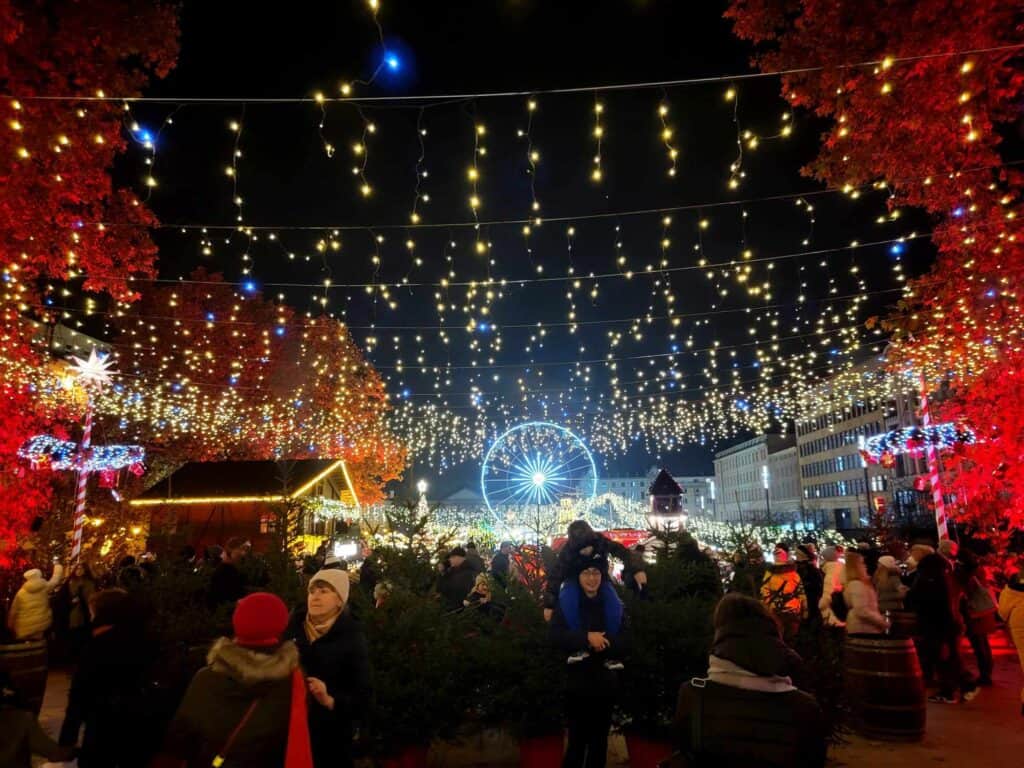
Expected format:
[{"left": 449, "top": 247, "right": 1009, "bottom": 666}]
[
  {"left": 490, "top": 541, "right": 514, "bottom": 584},
  {"left": 672, "top": 593, "right": 825, "bottom": 768},
  {"left": 160, "top": 592, "right": 313, "bottom": 767},
  {"left": 997, "top": 555, "right": 1024, "bottom": 716},
  {"left": 464, "top": 573, "right": 506, "bottom": 622},
  {"left": 58, "top": 589, "right": 150, "bottom": 767},
  {"left": 818, "top": 546, "right": 846, "bottom": 627},
  {"left": 874, "top": 555, "right": 908, "bottom": 612},
  {"left": 438, "top": 546, "right": 478, "bottom": 612},
  {"left": 63, "top": 562, "right": 98, "bottom": 659},
  {"left": 550, "top": 554, "right": 629, "bottom": 768},
  {"left": 843, "top": 552, "right": 889, "bottom": 635},
  {"left": 209, "top": 537, "right": 249, "bottom": 608},
  {"left": 544, "top": 520, "right": 646, "bottom": 621},
  {"left": 760, "top": 543, "right": 806, "bottom": 641},
  {"left": 902, "top": 543, "right": 935, "bottom": 588},
  {"left": 907, "top": 553, "right": 978, "bottom": 704},
  {"left": 358, "top": 548, "right": 379, "bottom": 597},
  {"left": 286, "top": 569, "right": 372, "bottom": 768},
  {"left": 794, "top": 544, "right": 823, "bottom": 628},
  {"left": 464, "top": 541, "right": 485, "bottom": 574},
  {"left": 6, "top": 561, "right": 64, "bottom": 641},
  {"left": 729, "top": 545, "right": 767, "bottom": 597},
  {"left": 956, "top": 550, "right": 997, "bottom": 686}
]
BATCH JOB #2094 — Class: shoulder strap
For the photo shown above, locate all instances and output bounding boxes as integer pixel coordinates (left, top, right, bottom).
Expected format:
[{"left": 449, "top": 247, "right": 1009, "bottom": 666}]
[
  {"left": 212, "top": 698, "right": 261, "bottom": 767},
  {"left": 689, "top": 678, "right": 705, "bottom": 756}
]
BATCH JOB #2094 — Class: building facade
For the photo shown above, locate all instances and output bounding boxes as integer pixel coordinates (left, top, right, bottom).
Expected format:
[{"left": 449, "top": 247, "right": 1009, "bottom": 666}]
[
  {"left": 795, "top": 364, "right": 929, "bottom": 530},
  {"left": 713, "top": 435, "right": 800, "bottom": 522}
]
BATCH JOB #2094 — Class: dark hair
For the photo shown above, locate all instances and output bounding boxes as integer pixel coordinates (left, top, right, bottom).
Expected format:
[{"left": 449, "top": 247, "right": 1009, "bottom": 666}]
[
  {"left": 774, "top": 542, "right": 790, "bottom": 553},
  {"left": 568, "top": 520, "right": 595, "bottom": 540},
  {"left": 449, "top": 546, "right": 467, "bottom": 558},
  {"left": 89, "top": 588, "right": 133, "bottom": 627},
  {"left": 118, "top": 555, "right": 136, "bottom": 568},
  {"left": 713, "top": 592, "right": 775, "bottom": 630},
  {"left": 224, "top": 536, "right": 248, "bottom": 551}
]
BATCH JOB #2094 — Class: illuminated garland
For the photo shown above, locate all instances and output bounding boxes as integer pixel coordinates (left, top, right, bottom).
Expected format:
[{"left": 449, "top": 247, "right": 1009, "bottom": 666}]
[
  {"left": 18, "top": 434, "right": 145, "bottom": 473},
  {"left": 863, "top": 422, "right": 976, "bottom": 463}
]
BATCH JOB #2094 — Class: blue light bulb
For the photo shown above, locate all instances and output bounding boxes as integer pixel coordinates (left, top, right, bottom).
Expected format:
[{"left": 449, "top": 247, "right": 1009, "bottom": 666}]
[{"left": 385, "top": 53, "right": 400, "bottom": 71}]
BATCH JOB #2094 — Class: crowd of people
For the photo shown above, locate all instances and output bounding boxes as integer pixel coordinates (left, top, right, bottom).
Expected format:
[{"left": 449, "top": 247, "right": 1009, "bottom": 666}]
[{"left": 1, "top": 522, "right": 1023, "bottom": 768}]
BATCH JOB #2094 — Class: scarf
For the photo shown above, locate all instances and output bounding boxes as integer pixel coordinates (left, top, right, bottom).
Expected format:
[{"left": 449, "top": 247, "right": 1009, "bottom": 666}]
[
  {"left": 303, "top": 609, "right": 341, "bottom": 643},
  {"left": 287, "top": 668, "right": 314, "bottom": 767},
  {"left": 705, "top": 655, "right": 796, "bottom": 693},
  {"left": 558, "top": 581, "right": 623, "bottom": 637}
]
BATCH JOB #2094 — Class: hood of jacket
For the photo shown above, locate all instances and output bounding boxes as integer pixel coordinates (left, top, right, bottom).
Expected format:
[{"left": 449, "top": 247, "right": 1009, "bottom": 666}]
[
  {"left": 21, "top": 577, "right": 50, "bottom": 594},
  {"left": 768, "top": 562, "right": 796, "bottom": 576},
  {"left": 207, "top": 637, "right": 299, "bottom": 686},
  {"left": 711, "top": 614, "right": 799, "bottom": 678}
]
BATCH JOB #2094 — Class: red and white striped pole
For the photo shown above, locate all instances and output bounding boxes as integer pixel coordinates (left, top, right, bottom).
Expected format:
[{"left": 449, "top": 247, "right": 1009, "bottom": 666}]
[
  {"left": 919, "top": 375, "right": 949, "bottom": 541},
  {"left": 70, "top": 406, "right": 93, "bottom": 562}
]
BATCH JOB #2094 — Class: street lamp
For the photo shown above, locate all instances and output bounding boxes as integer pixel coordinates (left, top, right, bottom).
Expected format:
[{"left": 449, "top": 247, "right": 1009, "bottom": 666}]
[
  {"left": 762, "top": 464, "right": 771, "bottom": 519},
  {"left": 416, "top": 479, "right": 428, "bottom": 496},
  {"left": 416, "top": 479, "right": 428, "bottom": 516}
]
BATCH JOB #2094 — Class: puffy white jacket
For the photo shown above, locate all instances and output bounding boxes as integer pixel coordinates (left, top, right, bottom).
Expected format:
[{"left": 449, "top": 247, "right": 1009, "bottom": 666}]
[
  {"left": 6, "top": 565, "right": 64, "bottom": 640},
  {"left": 818, "top": 560, "right": 847, "bottom": 627}
]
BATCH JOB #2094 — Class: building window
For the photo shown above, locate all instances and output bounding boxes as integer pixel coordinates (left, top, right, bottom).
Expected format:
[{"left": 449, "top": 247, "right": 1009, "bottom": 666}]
[{"left": 259, "top": 513, "right": 277, "bottom": 534}]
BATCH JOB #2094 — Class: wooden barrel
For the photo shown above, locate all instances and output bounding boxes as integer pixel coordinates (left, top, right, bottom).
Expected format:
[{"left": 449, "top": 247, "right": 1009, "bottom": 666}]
[
  {"left": 887, "top": 610, "right": 918, "bottom": 639},
  {"left": 844, "top": 635, "right": 925, "bottom": 741},
  {"left": 0, "top": 638, "right": 48, "bottom": 715}
]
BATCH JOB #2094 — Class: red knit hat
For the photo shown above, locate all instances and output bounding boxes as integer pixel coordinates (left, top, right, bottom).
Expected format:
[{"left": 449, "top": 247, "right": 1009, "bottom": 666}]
[{"left": 232, "top": 592, "right": 289, "bottom": 648}]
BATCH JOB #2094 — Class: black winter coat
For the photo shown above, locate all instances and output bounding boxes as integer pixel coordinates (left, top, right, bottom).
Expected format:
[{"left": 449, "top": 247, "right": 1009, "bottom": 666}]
[
  {"left": 543, "top": 534, "right": 643, "bottom": 609},
  {"left": 438, "top": 562, "right": 478, "bottom": 612},
  {"left": 58, "top": 624, "right": 151, "bottom": 767},
  {"left": 162, "top": 638, "right": 298, "bottom": 768},
  {"left": 287, "top": 608, "right": 372, "bottom": 765},
  {"left": 549, "top": 589, "right": 630, "bottom": 695},
  {"left": 795, "top": 561, "right": 824, "bottom": 618},
  {"left": 673, "top": 681, "right": 826, "bottom": 768}
]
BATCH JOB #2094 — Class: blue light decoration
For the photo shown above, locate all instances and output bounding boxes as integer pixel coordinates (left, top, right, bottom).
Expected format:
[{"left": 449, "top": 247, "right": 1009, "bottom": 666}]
[
  {"left": 385, "top": 52, "right": 401, "bottom": 71},
  {"left": 242, "top": 280, "right": 257, "bottom": 293},
  {"left": 275, "top": 326, "right": 286, "bottom": 336},
  {"left": 480, "top": 421, "right": 597, "bottom": 518},
  {"left": 863, "top": 422, "right": 976, "bottom": 463},
  {"left": 18, "top": 434, "right": 145, "bottom": 473},
  {"left": 889, "top": 242, "right": 905, "bottom": 256},
  {"left": 952, "top": 206, "right": 965, "bottom": 218}
]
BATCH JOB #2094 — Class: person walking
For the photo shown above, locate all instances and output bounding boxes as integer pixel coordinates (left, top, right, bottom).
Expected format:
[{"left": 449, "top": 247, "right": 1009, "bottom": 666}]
[
  {"left": 729, "top": 545, "right": 766, "bottom": 597},
  {"left": 672, "top": 593, "right": 825, "bottom": 768},
  {"left": 906, "top": 553, "right": 977, "bottom": 704},
  {"left": 58, "top": 589, "right": 151, "bottom": 767},
  {"left": 464, "top": 542, "right": 486, "bottom": 574},
  {"left": 843, "top": 552, "right": 889, "bottom": 636},
  {"left": 160, "top": 592, "right": 313, "bottom": 767},
  {"left": 550, "top": 554, "right": 629, "bottom": 768},
  {"left": 955, "top": 551, "right": 997, "bottom": 686},
  {"left": 997, "top": 557, "right": 1024, "bottom": 716},
  {"left": 6, "top": 562, "right": 64, "bottom": 641},
  {"left": 874, "top": 555, "right": 908, "bottom": 613},
  {"left": 286, "top": 569, "right": 372, "bottom": 768},
  {"left": 759, "top": 544, "right": 806, "bottom": 642}
]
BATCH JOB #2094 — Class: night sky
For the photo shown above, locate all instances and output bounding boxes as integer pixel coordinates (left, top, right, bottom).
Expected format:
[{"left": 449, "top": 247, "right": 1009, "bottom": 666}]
[{"left": 98, "top": 1, "right": 933, "bottom": 494}]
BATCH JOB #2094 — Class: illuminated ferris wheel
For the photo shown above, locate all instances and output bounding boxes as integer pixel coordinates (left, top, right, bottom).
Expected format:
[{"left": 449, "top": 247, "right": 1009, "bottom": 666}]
[{"left": 480, "top": 421, "right": 597, "bottom": 514}]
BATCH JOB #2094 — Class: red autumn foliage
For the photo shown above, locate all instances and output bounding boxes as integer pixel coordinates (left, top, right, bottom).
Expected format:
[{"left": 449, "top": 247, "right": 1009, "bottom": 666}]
[
  {"left": 725, "top": 0, "right": 1024, "bottom": 533},
  {"left": 0, "top": 0, "right": 179, "bottom": 562}
]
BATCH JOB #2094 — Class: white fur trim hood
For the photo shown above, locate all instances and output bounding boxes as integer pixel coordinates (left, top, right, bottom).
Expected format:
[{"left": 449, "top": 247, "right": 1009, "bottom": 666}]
[{"left": 206, "top": 637, "right": 299, "bottom": 685}]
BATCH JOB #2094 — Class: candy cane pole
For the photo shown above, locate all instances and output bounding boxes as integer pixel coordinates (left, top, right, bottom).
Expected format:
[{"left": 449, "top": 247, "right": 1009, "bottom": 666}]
[
  {"left": 919, "top": 375, "right": 949, "bottom": 541},
  {"left": 70, "top": 405, "right": 93, "bottom": 562}
]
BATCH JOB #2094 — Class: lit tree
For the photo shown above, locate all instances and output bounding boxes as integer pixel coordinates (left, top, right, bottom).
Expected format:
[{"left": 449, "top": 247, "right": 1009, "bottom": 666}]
[
  {"left": 726, "top": 0, "right": 1024, "bottom": 532},
  {"left": 0, "top": 0, "right": 179, "bottom": 560}
]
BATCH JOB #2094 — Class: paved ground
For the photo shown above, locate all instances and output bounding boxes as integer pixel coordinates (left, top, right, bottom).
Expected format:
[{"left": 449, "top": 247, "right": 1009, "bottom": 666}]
[{"left": 31, "top": 632, "right": 1024, "bottom": 766}]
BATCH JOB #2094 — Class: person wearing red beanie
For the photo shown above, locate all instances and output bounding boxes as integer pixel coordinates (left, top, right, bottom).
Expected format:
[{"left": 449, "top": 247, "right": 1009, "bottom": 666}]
[{"left": 159, "top": 593, "right": 313, "bottom": 768}]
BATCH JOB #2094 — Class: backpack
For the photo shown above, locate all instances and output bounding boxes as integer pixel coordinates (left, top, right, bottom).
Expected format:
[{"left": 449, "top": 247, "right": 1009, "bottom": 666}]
[{"left": 830, "top": 589, "right": 849, "bottom": 622}]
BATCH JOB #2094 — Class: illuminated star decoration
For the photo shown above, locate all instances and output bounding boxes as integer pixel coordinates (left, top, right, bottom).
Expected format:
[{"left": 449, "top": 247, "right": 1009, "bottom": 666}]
[{"left": 70, "top": 348, "right": 116, "bottom": 389}]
